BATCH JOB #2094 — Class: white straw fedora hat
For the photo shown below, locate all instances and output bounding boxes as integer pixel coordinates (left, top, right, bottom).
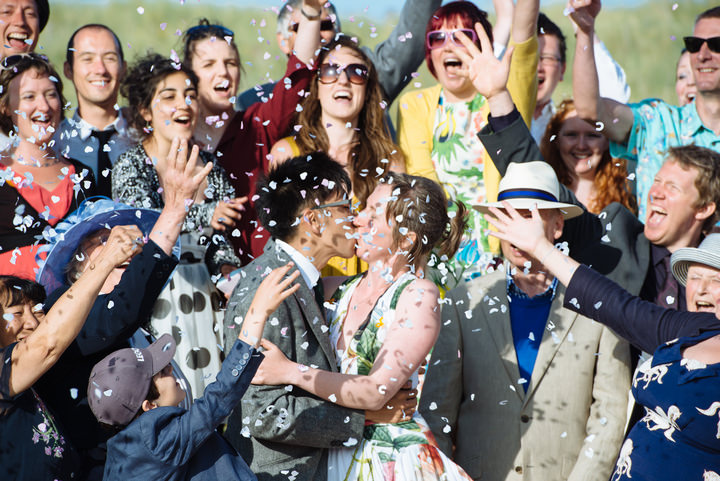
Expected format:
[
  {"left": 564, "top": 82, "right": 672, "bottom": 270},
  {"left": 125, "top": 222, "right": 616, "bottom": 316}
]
[
  {"left": 474, "top": 161, "right": 583, "bottom": 219},
  {"left": 671, "top": 234, "right": 720, "bottom": 286}
]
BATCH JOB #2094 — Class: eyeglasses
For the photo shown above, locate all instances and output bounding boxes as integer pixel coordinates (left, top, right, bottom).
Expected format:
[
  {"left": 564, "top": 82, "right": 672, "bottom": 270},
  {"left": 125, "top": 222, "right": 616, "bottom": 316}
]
[
  {"left": 311, "top": 199, "right": 353, "bottom": 211},
  {"left": 318, "top": 63, "right": 369, "bottom": 85},
  {"left": 539, "top": 54, "right": 562, "bottom": 66},
  {"left": 683, "top": 36, "right": 720, "bottom": 54},
  {"left": 290, "top": 19, "right": 335, "bottom": 33},
  {"left": 426, "top": 29, "right": 478, "bottom": 50},
  {"left": 185, "top": 24, "right": 234, "bottom": 39}
]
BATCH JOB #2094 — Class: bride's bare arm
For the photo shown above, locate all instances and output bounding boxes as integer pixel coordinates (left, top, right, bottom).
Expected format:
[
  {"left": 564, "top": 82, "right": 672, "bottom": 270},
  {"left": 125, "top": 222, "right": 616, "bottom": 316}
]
[{"left": 254, "top": 278, "right": 440, "bottom": 411}]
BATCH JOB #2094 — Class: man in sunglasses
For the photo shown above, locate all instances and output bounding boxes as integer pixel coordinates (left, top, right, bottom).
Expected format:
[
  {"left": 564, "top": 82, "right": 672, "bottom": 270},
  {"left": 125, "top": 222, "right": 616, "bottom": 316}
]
[
  {"left": 571, "top": 0, "right": 720, "bottom": 222},
  {"left": 237, "top": 0, "right": 441, "bottom": 112}
]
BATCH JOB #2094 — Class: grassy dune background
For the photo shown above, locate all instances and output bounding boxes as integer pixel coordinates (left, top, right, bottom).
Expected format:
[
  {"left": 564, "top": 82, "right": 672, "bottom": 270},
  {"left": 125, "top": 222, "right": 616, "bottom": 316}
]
[{"left": 40, "top": 0, "right": 716, "bottom": 120}]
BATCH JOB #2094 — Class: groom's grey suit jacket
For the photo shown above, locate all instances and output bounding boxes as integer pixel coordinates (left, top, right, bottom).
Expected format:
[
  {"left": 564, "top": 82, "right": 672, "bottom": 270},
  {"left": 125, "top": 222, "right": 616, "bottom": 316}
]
[{"left": 223, "top": 239, "right": 364, "bottom": 481}]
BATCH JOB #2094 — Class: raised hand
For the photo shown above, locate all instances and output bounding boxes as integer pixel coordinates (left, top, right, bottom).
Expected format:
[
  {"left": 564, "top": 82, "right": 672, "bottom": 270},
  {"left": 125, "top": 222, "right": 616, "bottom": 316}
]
[
  {"left": 450, "top": 22, "right": 514, "bottom": 100},
  {"left": 239, "top": 263, "right": 301, "bottom": 347},
  {"left": 251, "top": 339, "right": 295, "bottom": 386},
  {"left": 94, "top": 225, "right": 145, "bottom": 269},
  {"left": 211, "top": 196, "right": 248, "bottom": 231},
  {"left": 484, "top": 201, "right": 549, "bottom": 260},
  {"left": 567, "top": 0, "right": 601, "bottom": 34},
  {"left": 160, "top": 137, "right": 213, "bottom": 212}
]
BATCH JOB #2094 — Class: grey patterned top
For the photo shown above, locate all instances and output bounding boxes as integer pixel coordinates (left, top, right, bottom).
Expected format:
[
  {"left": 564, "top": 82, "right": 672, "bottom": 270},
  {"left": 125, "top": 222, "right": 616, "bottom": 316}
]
[{"left": 111, "top": 143, "right": 242, "bottom": 274}]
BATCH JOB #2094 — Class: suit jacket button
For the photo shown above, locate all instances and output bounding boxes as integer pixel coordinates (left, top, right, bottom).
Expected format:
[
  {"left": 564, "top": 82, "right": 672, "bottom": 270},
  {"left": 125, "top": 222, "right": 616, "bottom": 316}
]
[
  {"left": 515, "top": 466, "right": 523, "bottom": 474},
  {"left": 231, "top": 368, "right": 239, "bottom": 377},
  {"left": 520, "top": 414, "right": 530, "bottom": 423}
]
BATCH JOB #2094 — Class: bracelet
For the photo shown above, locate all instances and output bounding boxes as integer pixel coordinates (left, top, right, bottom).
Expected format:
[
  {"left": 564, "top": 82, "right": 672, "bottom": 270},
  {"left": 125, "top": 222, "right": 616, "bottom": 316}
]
[{"left": 301, "top": 7, "right": 322, "bottom": 21}]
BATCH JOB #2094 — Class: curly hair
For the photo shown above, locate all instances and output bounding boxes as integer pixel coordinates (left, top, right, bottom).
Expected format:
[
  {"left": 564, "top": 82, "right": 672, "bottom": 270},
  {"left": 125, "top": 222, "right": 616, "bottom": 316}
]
[
  {"left": 120, "top": 52, "right": 199, "bottom": 136},
  {"left": 0, "top": 53, "right": 67, "bottom": 136},
  {"left": 540, "top": 99, "right": 637, "bottom": 215},
  {"left": 291, "top": 35, "right": 402, "bottom": 207}
]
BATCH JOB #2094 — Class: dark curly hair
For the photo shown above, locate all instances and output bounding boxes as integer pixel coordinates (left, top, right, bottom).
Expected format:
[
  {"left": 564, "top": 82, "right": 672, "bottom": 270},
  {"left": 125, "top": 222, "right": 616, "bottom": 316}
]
[
  {"left": 0, "top": 53, "right": 67, "bottom": 136},
  {"left": 255, "top": 152, "right": 351, "bottom": 241},
  {"left": 540, "top": 99, "right": 637, "bottom": 215},
  {"left": 120, "top": 52, "right": 199, "bottom": 136}
]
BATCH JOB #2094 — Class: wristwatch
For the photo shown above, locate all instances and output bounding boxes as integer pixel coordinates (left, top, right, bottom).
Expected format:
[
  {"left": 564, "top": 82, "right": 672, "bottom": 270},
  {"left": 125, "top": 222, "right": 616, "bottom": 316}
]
[{"left": 301, "top": 7, "right": 322, "bottom": 21}]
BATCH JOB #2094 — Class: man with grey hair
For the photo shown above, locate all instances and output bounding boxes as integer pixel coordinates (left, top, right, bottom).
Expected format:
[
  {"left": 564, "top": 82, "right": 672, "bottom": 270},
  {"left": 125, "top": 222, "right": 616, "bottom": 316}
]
[{"left": 237, "top": 0, "right": 440, "bottom": 111}]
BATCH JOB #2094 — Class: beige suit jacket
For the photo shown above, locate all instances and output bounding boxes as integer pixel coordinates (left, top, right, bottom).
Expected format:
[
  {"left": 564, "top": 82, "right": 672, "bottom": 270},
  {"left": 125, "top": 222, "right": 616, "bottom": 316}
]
[{"left": 420, "top": 270, "right": 631, "bottom": 481}]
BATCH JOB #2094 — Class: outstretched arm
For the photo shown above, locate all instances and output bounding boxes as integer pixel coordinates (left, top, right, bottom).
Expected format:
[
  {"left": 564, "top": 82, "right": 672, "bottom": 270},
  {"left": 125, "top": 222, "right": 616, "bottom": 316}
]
[
  {"left": 570, "top": 0, "right": 633, "bottom": 143},
  {"left": 254, "top": 278, "right": 441, "bottom": 411},
  {"left": 290, "top": 0, "right": 323, "bottom": 65},
  {"left": 368, "top": 0, "right": 443, "bottom": 102},
  {"left": 485, "top": 201, "right": 720, "bottom": 352},
  {"left": 9, "top": 228, "right": 140, "bottom": 396}
]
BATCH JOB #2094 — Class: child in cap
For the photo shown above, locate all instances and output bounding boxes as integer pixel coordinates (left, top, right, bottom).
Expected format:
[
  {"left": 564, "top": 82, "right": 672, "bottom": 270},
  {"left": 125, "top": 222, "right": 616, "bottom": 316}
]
[{"left": 89, "top": 263, "right": 301, "bottom": 481}]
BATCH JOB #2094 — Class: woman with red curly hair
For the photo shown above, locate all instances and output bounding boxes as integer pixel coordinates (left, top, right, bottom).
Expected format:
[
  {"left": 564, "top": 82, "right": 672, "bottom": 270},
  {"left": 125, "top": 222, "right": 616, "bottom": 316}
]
[{"left": 540, "top": 99, "right": 637, "bottom": 215}]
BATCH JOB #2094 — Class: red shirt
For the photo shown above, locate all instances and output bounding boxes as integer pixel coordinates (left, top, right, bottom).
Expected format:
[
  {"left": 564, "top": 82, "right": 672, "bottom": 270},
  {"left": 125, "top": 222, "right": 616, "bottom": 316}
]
[{"left": 217, "top": 55, "right": 313, "bottom": 264}]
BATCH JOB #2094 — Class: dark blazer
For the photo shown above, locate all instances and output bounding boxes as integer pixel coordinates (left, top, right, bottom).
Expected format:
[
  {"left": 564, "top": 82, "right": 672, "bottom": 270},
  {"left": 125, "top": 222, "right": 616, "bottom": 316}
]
[
  {"left": 478, "top": 115, "right": 650, "bottom": 296},
  {"left": 223, "top": 239, "right": 364, "bottom": 481}
]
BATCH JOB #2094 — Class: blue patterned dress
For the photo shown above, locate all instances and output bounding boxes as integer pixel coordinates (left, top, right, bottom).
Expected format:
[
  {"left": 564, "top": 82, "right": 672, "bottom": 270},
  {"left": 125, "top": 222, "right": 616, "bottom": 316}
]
[{"left": 611, "top": 329, "right": 720, "bottom": 481}]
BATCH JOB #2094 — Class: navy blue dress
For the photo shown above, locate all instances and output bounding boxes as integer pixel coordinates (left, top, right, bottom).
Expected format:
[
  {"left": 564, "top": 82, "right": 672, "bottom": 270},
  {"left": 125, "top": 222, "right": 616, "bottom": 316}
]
[
  {"left": 565, "top": 265, "right": 720, "bottom": 481},
  {"left": 612, "top": 330, "right": 720, "bottom": 480}
]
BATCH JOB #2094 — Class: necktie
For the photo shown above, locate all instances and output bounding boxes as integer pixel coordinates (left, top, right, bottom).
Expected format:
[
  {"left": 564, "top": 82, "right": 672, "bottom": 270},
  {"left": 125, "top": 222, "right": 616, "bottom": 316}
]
[
  {"left": 658, "top": 255, "right": 679, "bottom": 310},
  {"left": 313, "top": 281, "right": 325, "bottom": 308},
  {"left": 90, "top": 129, "right": 115, "bottom": 198}
]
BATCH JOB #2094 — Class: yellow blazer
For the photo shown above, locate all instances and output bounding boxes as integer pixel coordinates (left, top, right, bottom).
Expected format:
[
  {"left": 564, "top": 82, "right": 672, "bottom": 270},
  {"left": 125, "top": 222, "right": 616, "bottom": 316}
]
[{"left": 396, "top": 36, "right": 538, "bottom": 252}]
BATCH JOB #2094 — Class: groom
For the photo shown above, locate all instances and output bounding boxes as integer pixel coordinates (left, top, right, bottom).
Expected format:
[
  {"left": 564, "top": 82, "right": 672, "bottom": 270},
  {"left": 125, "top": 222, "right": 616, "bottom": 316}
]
[{"left": 223, "top": 153, "right": 411, "bottom": 481}]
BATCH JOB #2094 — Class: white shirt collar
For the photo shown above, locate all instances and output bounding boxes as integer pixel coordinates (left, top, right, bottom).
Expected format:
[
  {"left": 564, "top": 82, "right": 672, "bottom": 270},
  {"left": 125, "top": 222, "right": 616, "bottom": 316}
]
[
  {"left": 275, "top": 239, "right": 320, "bottom": 290},
  {"left": 70, "top": 108, "right": 129, "bottom": 141}
]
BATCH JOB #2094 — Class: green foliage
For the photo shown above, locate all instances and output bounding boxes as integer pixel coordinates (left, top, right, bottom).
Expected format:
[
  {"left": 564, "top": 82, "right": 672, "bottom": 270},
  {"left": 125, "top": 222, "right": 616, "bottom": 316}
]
[{"left": 41, "top": 0, "right": 717, "bottom": 114}]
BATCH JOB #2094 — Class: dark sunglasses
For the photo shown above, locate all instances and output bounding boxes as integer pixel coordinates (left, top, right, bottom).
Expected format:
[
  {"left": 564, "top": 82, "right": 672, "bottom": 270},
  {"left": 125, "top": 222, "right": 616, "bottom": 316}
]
[
  {"left": 318, "top": 63, "right": 369, "bottom": 85},
  {"left": 426, "top": 29, "right": 478, "bottom": 50},
  {"left": 290, "top": 19, "right": 335, "bottom": 33},
  {"left": 185, "top": 24, "right": 234, "bottom": 39},
  {"left": 683, "top": 36, "right": 720, "bottom": 53},
  {"left": 1, "top": 52, "right": 49, "bottom": 69}
]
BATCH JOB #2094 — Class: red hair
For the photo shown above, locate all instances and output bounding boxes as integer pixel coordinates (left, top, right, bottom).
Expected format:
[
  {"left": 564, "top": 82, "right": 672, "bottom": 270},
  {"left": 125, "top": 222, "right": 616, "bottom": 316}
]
[
  {"left": 424, "top": 1, "right": 493, "bottom": 78},
  {"left": 540, "top": 99, "right": 637, "bottom": 215}
]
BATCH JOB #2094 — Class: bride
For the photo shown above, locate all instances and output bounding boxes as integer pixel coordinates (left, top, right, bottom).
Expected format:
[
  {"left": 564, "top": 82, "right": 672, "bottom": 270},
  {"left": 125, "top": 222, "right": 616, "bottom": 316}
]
[{"left": 253, "top": 173, "right": 473, "bottom": 480}]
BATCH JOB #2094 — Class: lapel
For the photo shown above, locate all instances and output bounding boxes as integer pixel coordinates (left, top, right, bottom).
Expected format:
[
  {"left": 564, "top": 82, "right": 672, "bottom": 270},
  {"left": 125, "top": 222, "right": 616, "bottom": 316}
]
[
  {"left": 479, "top": 276, "right": 524, "bottom": 402},
  {"left": 523, "top": 284, "right": 578, "bottom": 406},
  {"left": 264, "top": 239, "right": 339, "bottom": 371}
]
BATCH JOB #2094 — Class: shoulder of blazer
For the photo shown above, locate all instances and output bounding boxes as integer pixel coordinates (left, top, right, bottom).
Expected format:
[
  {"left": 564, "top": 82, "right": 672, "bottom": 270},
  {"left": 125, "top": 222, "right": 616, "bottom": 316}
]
[
  {"left": 398, "top": 84, "right": 442, "bottom": 117},
  {"left": 447, "top": 269, "right": 507, "bottom": 311}
]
